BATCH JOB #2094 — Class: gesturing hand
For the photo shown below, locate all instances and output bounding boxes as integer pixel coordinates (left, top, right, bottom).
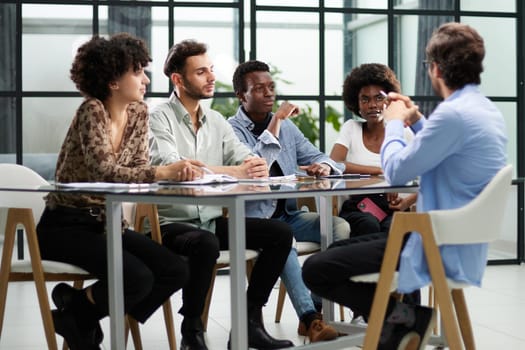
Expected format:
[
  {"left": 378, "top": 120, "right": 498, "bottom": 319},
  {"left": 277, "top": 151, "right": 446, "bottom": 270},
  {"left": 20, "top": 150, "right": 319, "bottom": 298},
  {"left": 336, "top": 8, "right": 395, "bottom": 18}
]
[
  {"left": 299, "top": 163, "right": 331, "bottom": 177},
  {"left": 274, "top": 101, "right": 300, "bottom": 120}
]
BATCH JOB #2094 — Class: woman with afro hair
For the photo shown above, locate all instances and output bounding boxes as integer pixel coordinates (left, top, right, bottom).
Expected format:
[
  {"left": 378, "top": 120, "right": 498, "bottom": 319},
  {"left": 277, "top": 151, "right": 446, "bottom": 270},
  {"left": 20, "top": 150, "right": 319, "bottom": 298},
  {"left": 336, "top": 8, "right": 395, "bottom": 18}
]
[
  {"left": 36, "top": 33, "right": 206, "bottom": 349},
  {"left": 330, "top": 63, "right": 416, "bottom": 238}
]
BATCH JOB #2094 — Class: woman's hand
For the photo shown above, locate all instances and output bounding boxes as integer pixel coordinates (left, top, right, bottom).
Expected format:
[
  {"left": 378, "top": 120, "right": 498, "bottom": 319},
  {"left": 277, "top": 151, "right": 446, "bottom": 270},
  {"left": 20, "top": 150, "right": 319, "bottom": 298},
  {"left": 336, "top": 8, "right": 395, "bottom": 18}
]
[{"left": 388, "top": 192, "right": 417, "bottom": 212}]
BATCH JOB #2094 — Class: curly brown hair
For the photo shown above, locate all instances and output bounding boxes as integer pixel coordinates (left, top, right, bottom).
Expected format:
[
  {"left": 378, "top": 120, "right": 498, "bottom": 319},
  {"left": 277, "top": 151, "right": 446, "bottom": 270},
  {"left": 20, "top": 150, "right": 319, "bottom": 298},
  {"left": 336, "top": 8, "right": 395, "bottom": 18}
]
[
  {"left": 426, "top": 22, "right": 484, "bottom": 90},
  {"left": 342, "top": 63, "right": 400, "bottom": 116},
  {"left": 163, "top": 39, "right": 208, "bottom": 77},
  {"left": 70, "top": 33, "right": 151, "bottom": 101}
]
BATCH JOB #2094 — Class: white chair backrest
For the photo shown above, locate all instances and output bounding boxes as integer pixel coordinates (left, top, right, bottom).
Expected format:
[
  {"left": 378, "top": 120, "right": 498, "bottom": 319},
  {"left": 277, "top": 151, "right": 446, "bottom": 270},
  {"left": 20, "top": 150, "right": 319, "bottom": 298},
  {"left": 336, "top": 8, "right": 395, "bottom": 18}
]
[
  {"left": 122, "top": 202, "right": 137, "bottom": 229},
  {"left": 0, "top": 163, "right": 49, "bottom": 222},
  {"left": 429, "top": 165, "right": 513, "bottom": 245}
]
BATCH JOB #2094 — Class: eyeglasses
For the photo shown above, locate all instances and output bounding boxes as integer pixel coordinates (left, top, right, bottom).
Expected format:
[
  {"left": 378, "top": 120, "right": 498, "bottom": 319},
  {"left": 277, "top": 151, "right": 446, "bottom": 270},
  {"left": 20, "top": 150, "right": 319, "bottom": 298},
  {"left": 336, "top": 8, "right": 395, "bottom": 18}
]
[
  {"left": 359, "top": 94, "right": 387, "bottom": 105},
  {"left": 422, "top": 60, "right": 433, "bottom": 70}
]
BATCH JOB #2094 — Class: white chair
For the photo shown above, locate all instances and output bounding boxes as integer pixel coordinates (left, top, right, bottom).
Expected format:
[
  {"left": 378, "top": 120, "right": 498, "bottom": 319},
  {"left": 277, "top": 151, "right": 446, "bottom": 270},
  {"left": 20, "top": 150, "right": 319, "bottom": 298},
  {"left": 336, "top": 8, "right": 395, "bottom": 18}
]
[
  {"left": 355, "top": 165, "right": 513, "bottom": 350},
  {"left": 0, "top": 164, "right": 94, "bottom": 350}
]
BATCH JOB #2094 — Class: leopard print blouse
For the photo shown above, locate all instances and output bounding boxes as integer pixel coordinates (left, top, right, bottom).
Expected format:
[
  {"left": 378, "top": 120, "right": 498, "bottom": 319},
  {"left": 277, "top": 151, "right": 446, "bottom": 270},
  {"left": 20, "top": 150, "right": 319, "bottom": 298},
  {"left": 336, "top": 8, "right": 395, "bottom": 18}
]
[{"left": 46, "top": 98, "right": 156, "bottom": 211}]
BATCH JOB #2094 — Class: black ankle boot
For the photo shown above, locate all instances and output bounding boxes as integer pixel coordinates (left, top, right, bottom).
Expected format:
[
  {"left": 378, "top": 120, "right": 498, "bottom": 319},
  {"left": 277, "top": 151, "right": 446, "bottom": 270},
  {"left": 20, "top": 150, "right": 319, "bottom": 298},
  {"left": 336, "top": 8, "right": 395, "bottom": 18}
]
[
  {"left": 52, "top": 283, "right": 103, "bottom": 347},
  {"left": 180, "top": 317, "right": 208, "bottom": 350},
  {"left": 247, "top": 303, "right": 294, "bottom": 349},
  {"left": 52, "top": 309, "right": 101, "bottom": 350}
]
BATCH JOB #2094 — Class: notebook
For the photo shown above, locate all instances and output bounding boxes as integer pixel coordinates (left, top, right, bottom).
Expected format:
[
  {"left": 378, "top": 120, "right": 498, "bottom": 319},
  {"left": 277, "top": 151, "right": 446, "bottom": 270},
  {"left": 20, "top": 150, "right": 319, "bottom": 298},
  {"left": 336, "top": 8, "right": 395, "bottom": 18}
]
[{"left": 158, "top": 174, "right": 238, "bottom": 186}]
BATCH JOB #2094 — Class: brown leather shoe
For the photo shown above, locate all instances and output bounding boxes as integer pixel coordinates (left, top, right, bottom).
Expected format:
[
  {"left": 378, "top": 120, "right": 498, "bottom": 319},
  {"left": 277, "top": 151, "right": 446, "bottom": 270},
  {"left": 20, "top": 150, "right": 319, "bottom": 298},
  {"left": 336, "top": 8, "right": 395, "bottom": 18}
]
[
  {"left": 297, "top": 320, "right": 307, "bottom": 336},
  {"left": 307, "top": 319, "right": 338, "bottom": 342},
  {"left": 298, "top": 315, "right": 338, "bottom": 342}
]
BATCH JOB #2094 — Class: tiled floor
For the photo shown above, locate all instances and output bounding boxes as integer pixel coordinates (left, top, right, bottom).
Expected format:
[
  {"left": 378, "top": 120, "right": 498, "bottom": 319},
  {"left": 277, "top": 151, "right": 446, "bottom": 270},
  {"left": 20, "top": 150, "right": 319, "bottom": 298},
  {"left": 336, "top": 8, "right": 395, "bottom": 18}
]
[{"left": 1, "top": 264, "right": 525, "bottom": 349}]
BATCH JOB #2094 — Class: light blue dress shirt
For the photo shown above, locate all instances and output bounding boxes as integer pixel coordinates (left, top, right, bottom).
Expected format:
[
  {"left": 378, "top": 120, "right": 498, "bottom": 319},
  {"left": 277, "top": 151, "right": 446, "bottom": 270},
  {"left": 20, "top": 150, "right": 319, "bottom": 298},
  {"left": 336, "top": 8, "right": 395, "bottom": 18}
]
[
  {"left": 381, "top": 84, "right": 508, "bottom": 293},
  {"left": 228, "top": 107, "right": 344, "bottom": 218}
]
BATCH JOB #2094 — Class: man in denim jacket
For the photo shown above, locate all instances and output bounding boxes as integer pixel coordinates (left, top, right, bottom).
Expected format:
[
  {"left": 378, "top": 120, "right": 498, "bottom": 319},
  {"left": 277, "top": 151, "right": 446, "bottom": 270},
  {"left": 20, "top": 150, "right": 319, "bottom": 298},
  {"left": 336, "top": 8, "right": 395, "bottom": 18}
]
[{"left": 228, "top": 60, "right": 350, "bottom": 342}]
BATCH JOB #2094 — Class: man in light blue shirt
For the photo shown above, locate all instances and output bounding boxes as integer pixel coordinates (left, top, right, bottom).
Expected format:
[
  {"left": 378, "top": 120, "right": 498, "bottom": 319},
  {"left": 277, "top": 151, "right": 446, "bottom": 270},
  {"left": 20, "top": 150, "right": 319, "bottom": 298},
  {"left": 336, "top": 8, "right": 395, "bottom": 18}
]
[
  {"left": 229, "top": 60, "right": 349, "bottom": 342},
  {"left": 303, "top": 22, "right": 507, "bottom": 350}
]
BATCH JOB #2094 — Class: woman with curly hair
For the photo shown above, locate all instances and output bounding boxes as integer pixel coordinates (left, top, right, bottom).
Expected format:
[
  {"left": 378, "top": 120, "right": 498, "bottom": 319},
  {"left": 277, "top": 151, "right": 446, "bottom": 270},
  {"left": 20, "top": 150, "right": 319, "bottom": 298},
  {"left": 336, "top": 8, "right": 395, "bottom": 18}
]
[
  {"left": 330, "top": 63, "right": 416, "bottom": 237},
  {"left": 36, "top": 33, "right": 206, "bottom": 350}
]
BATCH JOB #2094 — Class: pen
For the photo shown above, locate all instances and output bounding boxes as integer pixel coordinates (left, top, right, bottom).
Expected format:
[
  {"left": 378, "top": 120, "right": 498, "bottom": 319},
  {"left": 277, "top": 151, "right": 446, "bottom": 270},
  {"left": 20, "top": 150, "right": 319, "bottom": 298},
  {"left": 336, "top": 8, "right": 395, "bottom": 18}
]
[
  {"left": 201, "top": 167, "right": 214, "bottom": 174},
  {"left": 379, "top": 90, "right": 389, "bottom": 101},
  {"left": 179, "top": 156, "right": 214, "bottom": 174}
]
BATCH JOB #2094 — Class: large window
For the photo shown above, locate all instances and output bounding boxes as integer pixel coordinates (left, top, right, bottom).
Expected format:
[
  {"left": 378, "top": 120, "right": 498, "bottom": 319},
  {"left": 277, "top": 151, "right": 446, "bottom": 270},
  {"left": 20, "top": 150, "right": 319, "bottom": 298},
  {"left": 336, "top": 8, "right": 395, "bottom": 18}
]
[{"left": 2, "top": 0, "right": 524, "bottom": 263}]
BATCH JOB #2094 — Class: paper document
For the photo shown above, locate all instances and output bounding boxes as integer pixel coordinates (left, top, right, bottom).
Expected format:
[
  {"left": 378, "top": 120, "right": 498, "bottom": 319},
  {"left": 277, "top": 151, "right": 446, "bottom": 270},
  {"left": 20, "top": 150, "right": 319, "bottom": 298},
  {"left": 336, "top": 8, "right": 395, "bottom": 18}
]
[
  {"left": 158, "top": 174, "right": 238, "bottom": 186},
  {"left": 238, "top": 175, "right": 297, "bottom": 183}
]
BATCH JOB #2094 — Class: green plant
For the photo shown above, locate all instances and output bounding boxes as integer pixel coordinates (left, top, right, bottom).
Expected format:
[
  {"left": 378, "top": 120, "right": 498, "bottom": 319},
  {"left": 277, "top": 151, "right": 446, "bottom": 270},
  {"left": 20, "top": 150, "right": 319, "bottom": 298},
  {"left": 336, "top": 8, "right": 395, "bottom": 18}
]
[
  {"left": 292, "top": 105, "right": 319, "bottom": 144},
  {"left": 210, "top": 81, "right": 239, "bottom": 118},
  {"left": 211, "top": 65, "right": 342, "bottom": 145}
]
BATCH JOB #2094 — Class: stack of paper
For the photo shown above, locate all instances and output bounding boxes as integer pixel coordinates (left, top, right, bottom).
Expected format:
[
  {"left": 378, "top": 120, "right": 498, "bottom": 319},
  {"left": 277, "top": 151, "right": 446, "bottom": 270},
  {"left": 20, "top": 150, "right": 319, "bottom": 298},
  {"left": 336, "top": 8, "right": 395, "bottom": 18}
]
[
  {"left": 239, "top": 175, "right": 297, "bottom": 183},
  {"left": 158, "top": 174, "right": 238, "bottom": 186}
]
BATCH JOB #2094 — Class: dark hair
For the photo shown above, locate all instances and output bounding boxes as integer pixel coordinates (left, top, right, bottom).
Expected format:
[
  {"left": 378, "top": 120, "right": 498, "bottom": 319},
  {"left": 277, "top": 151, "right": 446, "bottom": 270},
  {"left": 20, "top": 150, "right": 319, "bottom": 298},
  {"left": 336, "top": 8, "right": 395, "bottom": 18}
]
[
  {"left": 70, "top": 33, "right": 151, "bottom": 101},
  {"left": 232, "top": 60, "right": 270, "bottom": 94},
  {"left": 342, "top": 63, "right": 400, "bottom": 116},
  {"left": 163, "top": 39, "right": 208, "bottom": 77},
  {"left": 426, "top": 22, "right": 485, "bottom": 90}
]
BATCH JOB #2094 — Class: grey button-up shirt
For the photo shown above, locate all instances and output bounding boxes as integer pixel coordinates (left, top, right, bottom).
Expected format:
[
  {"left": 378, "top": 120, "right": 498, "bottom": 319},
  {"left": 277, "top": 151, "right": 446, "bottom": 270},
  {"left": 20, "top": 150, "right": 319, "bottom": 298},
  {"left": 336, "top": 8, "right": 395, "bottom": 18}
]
[{"left": 149, "top": 93, "right": 253, "bottom": 231}]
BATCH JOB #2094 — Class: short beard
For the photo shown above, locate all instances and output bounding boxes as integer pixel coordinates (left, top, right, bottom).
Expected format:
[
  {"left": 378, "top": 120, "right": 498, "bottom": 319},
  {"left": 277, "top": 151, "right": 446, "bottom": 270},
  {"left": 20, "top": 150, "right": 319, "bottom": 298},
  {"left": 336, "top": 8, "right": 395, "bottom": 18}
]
[{"left": 182, "top": 79, "right": 214, "bottom": 100}]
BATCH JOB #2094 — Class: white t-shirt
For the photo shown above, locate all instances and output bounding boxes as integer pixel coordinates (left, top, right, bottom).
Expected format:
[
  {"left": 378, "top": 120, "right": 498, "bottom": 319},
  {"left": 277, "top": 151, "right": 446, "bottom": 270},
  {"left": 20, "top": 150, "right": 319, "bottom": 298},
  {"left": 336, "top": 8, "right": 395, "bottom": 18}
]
[{"left": 335, "top": 119, "right": 414, "bottom": 167}]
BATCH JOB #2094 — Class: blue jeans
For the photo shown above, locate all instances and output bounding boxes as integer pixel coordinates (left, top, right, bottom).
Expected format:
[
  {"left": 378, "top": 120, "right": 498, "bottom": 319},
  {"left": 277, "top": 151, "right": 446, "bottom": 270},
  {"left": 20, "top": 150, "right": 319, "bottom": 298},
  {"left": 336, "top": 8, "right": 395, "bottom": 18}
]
[
  {"left": 279, "top": 210, "right": 350, "bottom": 243},
  {"left": 277, "top": 210, "right": 350, "bottom": 318}
]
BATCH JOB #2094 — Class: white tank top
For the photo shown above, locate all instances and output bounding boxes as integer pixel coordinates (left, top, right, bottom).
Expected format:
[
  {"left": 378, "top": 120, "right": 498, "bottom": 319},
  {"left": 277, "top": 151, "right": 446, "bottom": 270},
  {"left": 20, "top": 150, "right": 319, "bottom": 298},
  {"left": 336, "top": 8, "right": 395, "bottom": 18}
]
[{"left": 334, "top": 119, "right": 413, "bottom": 167}]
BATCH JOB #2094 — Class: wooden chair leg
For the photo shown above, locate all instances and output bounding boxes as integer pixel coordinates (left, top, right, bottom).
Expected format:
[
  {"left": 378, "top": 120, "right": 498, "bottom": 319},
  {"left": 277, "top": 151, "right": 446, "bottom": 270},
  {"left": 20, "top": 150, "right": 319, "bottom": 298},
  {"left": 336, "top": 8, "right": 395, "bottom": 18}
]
[
  {"left": 419, "top": 236, "right": 463, "bottom": 349},
  {"left": 20, "top": 209, "right": 59, "bottom": 350},
  {"left": 428, "top": 285, "right": 435, "bottom": 308},
  {"left": 135, "top": 204, "right": 177, "bottom": 347},
  {"left": 274, "top": 281, "right": 287, "bottom": 323},
  {"left": 127, "top": 316, "right": 143, "bottom": 350},
  {"left": 201, "top": 267, "right": 218, "bottom": 332},
  {"left": 246, "top": 259, "right": 255, "bottom": 281},
  {"left": 0, "top": 211, "right": 16, "bottom": 339},
  {"left": 452, "top": 289, "right": 475, "bottom": 350},
  {"left": 162, "top": 300, "right": 177, "bottom": 350},
  {"left": 362, "top": 213, "right": 420, "bottom": 350},
  {"left": 339, "top": 304, "right": 345, "bottom": 322},
  {"left": 125, "top": 316, "right": 130, "bottom": 345},
  {"left": 133, "top": 203, "right": 178, "bottom": 349},
  {"left": 428, "top": 285, "right": 440, "bottom": 335}
]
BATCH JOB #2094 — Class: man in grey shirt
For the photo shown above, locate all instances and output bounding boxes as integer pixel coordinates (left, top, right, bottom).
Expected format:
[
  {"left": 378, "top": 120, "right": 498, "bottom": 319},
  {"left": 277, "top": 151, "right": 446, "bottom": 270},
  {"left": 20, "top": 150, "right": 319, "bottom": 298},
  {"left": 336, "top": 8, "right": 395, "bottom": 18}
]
[{"left": 149, "top": 39, "right": 294, "bottom": 350}]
